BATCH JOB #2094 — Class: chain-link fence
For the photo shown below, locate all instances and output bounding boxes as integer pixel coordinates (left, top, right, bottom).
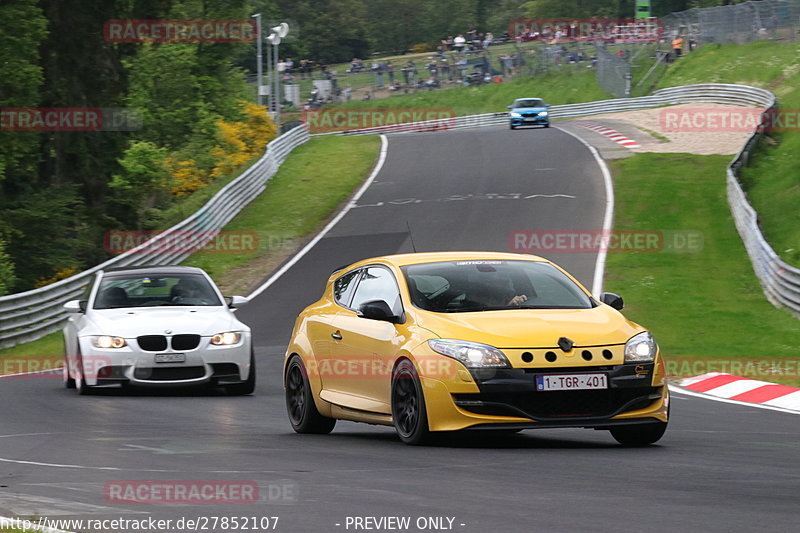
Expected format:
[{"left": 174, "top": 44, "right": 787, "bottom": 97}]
[
  {"left": 662, "top": 0, "right": 800, "bottom": 45},
  {"left": 594, "top": 44, "right": 632, "bottom": 98}
]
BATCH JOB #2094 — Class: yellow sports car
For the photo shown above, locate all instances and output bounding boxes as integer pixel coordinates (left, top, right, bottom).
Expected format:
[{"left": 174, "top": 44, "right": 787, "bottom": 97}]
[{"left": 284, "top": 252, "right": 668, "bottom": 446}]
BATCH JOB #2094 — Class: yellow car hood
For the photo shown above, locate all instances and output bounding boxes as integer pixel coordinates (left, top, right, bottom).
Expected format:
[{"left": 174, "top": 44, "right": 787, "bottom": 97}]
[{"left": 415, "top": 306, "right": 642, "bottom": 348}]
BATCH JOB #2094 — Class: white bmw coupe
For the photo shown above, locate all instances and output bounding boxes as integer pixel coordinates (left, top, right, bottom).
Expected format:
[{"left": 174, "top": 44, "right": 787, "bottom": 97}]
[{"left": 62, "top": 266, "right": 254, "bottom": 395}]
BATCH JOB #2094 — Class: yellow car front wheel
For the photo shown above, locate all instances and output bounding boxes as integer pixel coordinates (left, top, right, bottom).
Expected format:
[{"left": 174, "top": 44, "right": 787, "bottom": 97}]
[
  {"left": 609, "top": 406, "right": 669, "bottom": 447},
  {"left": 391, "top": 359, "right": 432, "bottom": 446}
]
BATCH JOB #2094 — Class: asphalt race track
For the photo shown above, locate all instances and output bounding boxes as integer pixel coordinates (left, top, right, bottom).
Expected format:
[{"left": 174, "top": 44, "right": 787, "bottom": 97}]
[{"left": 1, "top": 126, "right": 798, "bottom": 533}]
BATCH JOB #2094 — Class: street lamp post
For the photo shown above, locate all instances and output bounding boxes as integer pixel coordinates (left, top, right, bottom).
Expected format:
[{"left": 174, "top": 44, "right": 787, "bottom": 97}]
[
  {"left": 251, "top": 14, "right": 263, "bottom": 107},
  {"left": 267, "top": 22, "right": 290, "bottom": 128}
]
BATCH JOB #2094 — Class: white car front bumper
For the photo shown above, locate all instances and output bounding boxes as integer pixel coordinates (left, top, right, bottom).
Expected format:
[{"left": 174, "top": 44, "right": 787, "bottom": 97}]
[{"left": 75, "top": 333, "right": 252, "bottom": 387}]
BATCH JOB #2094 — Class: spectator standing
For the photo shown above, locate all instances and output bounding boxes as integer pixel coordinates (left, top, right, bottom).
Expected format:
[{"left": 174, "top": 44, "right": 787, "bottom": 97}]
[
  {"left": 385, "top": 61, "right": 395, "bottom": 85},
  {"left": 483, "top": 32, "right": 494, "bottom": 48},
  {"left": 439, "top": 58, "right": 451, "bottom": 81},
  {"left": 457, "top": 56, "right": 468, "bottom": 80},
  {"left": 672, "top": 36, "right": 684, "bottom": 58},
  {"left": 454, "top": 34, "right": 466, "bottom": 52},
  {"left": 401, "top": 60, "right": 417, "bottom": 87},
  {"left": 372, "top": 61, "right": 384, "bottom": 88}
]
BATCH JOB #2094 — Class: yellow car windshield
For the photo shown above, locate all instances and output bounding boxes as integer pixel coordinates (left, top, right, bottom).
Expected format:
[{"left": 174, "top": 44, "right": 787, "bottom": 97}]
[{"left": 402, "top": 260, "right": 593, "bottom": 313}]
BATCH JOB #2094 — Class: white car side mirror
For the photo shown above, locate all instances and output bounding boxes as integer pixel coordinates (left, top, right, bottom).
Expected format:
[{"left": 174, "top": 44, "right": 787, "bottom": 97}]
[
  {"left": 228, "top": 295, "right": 250, "bottom": 309},
  {"left": 64, "top": 300, "right": 85, "bottom": 313}
]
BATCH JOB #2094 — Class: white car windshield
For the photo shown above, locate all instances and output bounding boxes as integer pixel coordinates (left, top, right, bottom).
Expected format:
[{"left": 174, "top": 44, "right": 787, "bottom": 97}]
[
  {"left": 514, "top": 99, "right": 544, "bottom": 108},
  {"left": 93, "top": 273, "right": 222, "bottom": 309},
  {"left": 402, "top": 260, "right": 594, "bottom": 313}
]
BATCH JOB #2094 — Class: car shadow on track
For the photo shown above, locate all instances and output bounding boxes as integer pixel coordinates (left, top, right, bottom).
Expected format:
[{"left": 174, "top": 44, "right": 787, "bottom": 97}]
[
  {"left": 322, "top": 430, "right": 637, "bottom": 450},
  {"left": 63, "top": 384, "right": 244, "bottom": 397}
]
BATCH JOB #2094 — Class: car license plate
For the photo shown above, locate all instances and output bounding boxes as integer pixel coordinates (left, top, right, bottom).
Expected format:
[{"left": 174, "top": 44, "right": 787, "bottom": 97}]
[
  {"left": 524, "top": 117, "right": 537, "bottom": 121},
  {"left": 536, "top": 373, "right": 607, "bottom": 391},
  {"left": 154, "top": 353, "right": 186, "bottom": 364}
]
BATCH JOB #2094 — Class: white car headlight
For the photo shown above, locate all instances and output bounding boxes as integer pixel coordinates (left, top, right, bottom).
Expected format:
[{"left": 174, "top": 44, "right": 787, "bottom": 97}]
[
  {"left": 91, "top": 335, "right": 127, "bottom": 349},
  {"left": 539, "top": 111, "right": 548, "bottom": 117},
  {"left": 510, "top": 112, "right": 522, "bottom": 117},
  {"left": 211, "top": 331, "right": 242, "bottom": 346},
  {"left": 428, "top": 339, "right": 510, "bottom": 368},
  {"left": 625, "top": 332, "right": 657, "bottom": 362}
]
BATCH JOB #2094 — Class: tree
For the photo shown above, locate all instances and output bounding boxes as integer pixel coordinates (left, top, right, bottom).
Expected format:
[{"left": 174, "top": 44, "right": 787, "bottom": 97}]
[{"left": 0, "top": 0, "right": 48, "bottom": 190}]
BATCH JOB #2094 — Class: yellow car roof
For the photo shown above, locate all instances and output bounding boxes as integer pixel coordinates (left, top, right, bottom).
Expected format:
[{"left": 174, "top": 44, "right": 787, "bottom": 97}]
[{"left": 343, "top": 251, "right": 549, "bottom": 270}]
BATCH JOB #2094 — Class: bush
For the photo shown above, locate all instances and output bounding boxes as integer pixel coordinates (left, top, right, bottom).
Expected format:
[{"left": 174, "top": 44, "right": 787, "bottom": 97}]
[
  {"left": 210, "top": 101, "right": 277, "bottom": 180},
  {"left": 0, "top": 238, "right": 15, "bottom": 296}
]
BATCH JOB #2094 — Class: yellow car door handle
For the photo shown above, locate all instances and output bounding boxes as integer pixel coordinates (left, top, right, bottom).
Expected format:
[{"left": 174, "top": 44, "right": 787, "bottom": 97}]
[{"left": 331, "top": 331, "right": 343, "bottom": 340}]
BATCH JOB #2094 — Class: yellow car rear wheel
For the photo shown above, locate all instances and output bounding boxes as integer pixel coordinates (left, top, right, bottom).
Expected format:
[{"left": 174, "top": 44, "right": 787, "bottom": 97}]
[{"left": 285, "top": 356, "right": 336, "bottom": 434}]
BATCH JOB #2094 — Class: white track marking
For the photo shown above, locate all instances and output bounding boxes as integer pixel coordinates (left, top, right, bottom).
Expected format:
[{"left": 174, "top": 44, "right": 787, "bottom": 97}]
[
  {"left": 0, "top": 456, "right": 174, "bottom": 472},
  {"left": 0, "top": 368, "right": 60, "bottom": 378},
  {"left": 555, "top": 126, "right": 615, "bottom": 296},
  {"left": 248, "top": 134, "right": 388, "bottom": 300}
]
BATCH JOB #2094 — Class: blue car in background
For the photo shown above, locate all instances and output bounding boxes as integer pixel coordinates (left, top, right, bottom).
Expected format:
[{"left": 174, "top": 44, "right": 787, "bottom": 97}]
[{"left": 508, "top": 98, "right": 550, "bottom": 129}]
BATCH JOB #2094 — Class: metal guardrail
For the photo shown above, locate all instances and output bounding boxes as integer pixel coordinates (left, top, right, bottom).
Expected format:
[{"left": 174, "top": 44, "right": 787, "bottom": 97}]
[
  {"left": 2, "top": 83, "right": 797, "bottom": 350},
  {"left": 726, "top": 102, "right": 800, "bottom": 317},
  {"left": 329, "top": 83, "right": 798, "bottom": 317},
  {"left": 0, "top": 126, "right": 310, "bottom": 349}
]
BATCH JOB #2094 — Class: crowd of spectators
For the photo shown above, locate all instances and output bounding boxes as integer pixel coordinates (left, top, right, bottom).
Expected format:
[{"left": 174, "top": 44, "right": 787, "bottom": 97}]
[{"left": 274, "top": 23, "right": 650, "bottom": 110}]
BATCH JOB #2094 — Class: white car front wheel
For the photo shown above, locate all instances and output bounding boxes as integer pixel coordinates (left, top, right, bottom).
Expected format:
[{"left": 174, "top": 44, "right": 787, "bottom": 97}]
[{"left": 74, "top": 350, "right": 94, "bottom": 396}]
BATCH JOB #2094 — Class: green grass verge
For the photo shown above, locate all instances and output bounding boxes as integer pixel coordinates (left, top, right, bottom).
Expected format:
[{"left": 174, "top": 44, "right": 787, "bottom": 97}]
[
  {"left": 0, "top": 331, "right": 63, "bottom": 372},
  {"left": 182, "top": 134, "right": 380, "bottom": 284},
  {"left": 605, "top": 153, "right": 800, "bottom": 385},
  {"left": 659, "top": 41, "right": 800, "bottom": 265}
]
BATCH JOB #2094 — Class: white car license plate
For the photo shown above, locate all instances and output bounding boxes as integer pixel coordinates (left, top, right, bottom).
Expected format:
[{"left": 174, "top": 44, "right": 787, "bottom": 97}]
[
  {"left": 154, "top": 353, "right": 186, "bottom": 364},
  {"left": 524, "top": 117, "right": 538, "bottom": 121},
  {"left": 536, "top": 373, "right": 607, "bottom": 391}
]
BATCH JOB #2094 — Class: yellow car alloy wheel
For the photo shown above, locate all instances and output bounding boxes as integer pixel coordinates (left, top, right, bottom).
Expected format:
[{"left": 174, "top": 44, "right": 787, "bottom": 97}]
[{"left": 391, "top": 359, "right": 431, "bottom": 445}]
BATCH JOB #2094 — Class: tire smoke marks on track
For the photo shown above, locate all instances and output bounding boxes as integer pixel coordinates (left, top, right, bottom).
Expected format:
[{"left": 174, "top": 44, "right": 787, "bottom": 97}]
[
  {"left": 580, "top": 123, "right": 641, "bottom": 148},
  {"left": 676, "top": 373, "right": 800, "bottom": 412},
  {"left": 354, "top": 192, "right": 576, "bottom": 208}
]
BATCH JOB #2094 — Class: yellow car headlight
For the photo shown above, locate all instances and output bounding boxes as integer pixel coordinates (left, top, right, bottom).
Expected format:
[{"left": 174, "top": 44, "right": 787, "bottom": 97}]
[
  {"left": 625, "top": 332, "right": 657, "bottom": 362},
  {"left": 211, "top": 332, "right": 242, "bottom": 346},
  {"left": 91, "top": 335, "right": 127, "bottom": 349},
  {"left": 428, "top": 339, "right": 510, "bottom": 368}
]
